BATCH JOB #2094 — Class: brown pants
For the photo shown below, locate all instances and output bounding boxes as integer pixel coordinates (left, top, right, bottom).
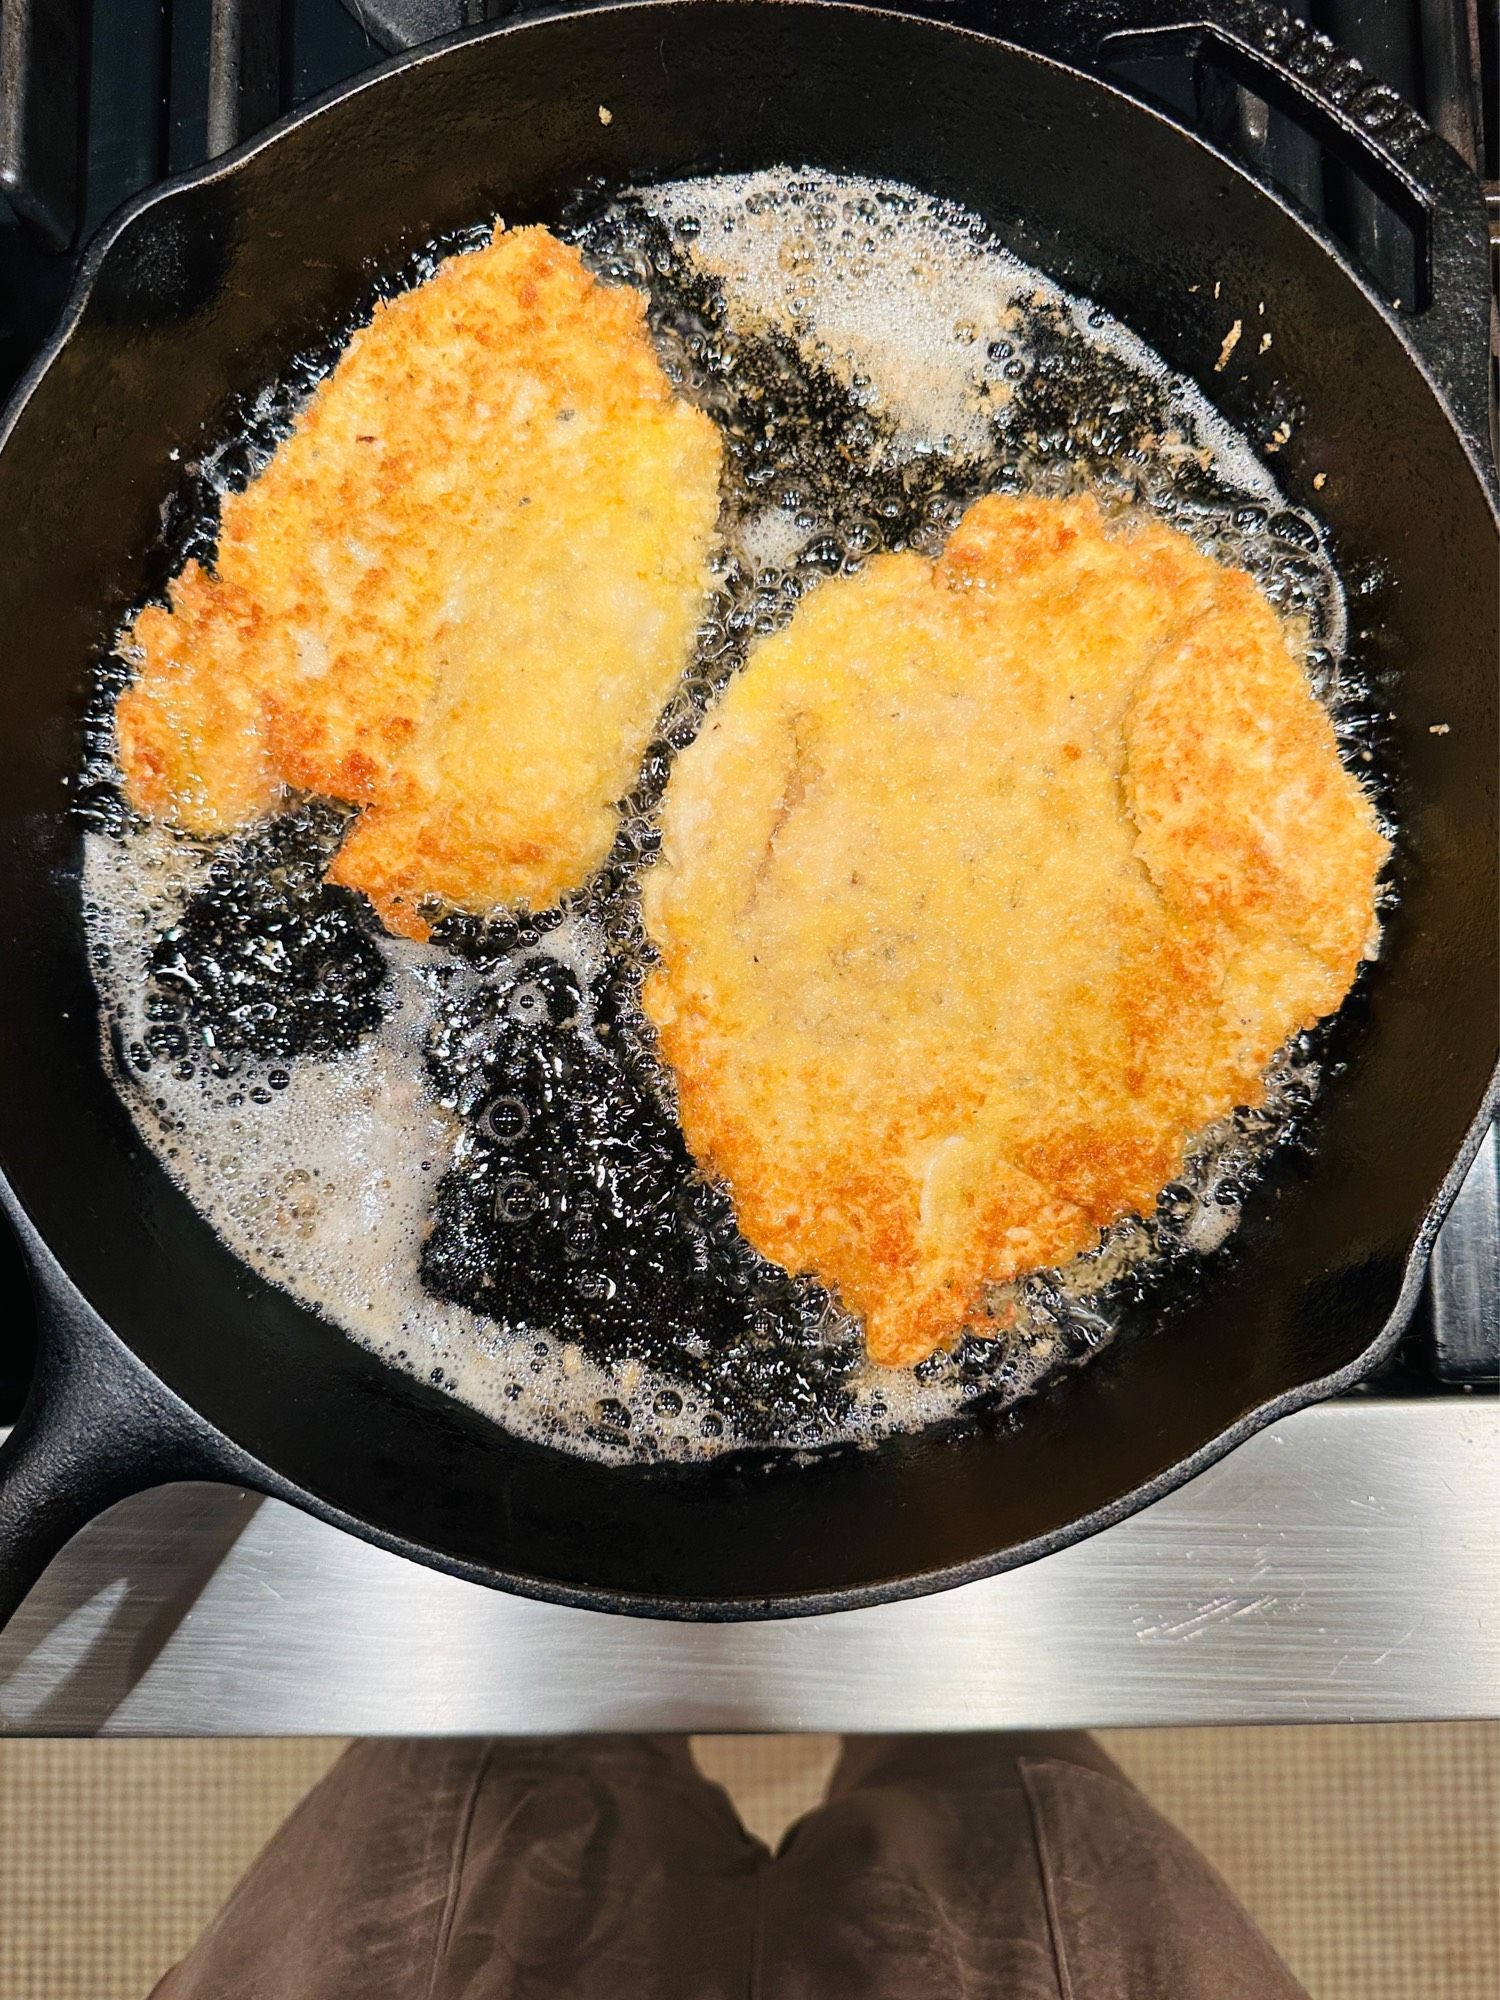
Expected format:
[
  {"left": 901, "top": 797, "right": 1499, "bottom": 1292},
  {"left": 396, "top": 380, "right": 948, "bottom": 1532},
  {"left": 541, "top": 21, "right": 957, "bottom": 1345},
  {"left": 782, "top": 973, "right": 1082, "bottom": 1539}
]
[{"left": 151, "top": 1734, "right": 1309, "bottom": 1999}]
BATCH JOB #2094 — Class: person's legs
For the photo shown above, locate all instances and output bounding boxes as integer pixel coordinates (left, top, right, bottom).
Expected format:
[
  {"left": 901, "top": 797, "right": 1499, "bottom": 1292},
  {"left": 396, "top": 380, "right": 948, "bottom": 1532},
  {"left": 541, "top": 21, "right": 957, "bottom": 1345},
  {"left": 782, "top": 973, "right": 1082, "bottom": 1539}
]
[
  {"left": 759, "top": 1732, "right": 1084, "bottom": 2000},
  {"left": 152, "top": 1731, "right": 1311, "bottom": 1999},
  {"left": 759, "top": 1732, "right": 1311, "bottom": 2000},
  {"left": 150, "top": 1736, "right": 766, "bottom": 2000},
  {"left": 1004, "top": 1739, "right": 1311, "bottom": 2000}
]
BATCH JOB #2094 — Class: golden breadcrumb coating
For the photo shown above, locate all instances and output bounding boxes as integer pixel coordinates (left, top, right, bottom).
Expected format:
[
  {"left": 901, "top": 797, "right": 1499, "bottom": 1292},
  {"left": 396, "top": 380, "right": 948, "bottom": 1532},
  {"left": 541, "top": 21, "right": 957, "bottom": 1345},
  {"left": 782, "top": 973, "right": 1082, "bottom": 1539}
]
[
  {"left": 116, "top": 223, "right": 722, "bottom": 938},
  {"left": 642, "top": 493, "right": 1387, "bottom": 1367}
]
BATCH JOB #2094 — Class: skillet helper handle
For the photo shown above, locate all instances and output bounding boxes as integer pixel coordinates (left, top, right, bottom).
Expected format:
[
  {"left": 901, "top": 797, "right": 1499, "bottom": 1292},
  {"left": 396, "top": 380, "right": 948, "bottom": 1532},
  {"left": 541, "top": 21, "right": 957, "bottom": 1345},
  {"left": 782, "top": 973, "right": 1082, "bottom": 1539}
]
[
  {"left": 0, "top": 1245, "right": 209, "bottom": 1633},
  {"left": 984, "top": 0, "right": 1495, "bottom": 473}
]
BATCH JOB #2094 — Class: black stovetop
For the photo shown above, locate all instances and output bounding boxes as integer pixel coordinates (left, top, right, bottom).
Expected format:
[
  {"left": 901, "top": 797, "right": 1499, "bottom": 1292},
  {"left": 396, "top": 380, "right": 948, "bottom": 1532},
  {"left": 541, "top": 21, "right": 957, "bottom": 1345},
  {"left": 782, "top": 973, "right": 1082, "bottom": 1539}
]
[{"left": 0, "top": 0, "right": 1494, "bottom": 1419}]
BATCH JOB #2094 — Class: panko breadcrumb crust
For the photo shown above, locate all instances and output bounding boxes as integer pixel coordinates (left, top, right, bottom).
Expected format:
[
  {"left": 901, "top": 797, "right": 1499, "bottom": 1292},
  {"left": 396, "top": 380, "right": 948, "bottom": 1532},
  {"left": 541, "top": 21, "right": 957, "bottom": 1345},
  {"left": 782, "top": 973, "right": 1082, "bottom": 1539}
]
[
  {"left": 116, "top": 223, "right": 722, "bottom": 939},
  {"left": 642, "top": 493, "right": 1387, "bottom": 1366}
]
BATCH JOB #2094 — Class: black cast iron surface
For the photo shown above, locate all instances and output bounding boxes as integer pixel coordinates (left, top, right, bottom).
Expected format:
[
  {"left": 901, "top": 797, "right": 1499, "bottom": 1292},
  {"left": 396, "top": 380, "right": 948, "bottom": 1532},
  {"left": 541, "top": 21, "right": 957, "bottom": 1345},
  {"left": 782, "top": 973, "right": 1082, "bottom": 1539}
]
[{"left": 0, "top": 1, "right": 1494, "bottom": 1623}]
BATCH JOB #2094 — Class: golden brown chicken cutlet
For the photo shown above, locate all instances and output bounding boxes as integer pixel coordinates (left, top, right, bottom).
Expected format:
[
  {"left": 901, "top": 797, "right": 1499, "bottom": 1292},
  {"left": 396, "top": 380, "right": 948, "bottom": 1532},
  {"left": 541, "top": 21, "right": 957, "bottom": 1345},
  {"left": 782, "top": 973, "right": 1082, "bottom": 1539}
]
[
  {"left": 116, "top": 223, "right": 722, "bottom": 938},
  {"left": 641, "top": 492, "right": 1387, "bottom": 1367}
]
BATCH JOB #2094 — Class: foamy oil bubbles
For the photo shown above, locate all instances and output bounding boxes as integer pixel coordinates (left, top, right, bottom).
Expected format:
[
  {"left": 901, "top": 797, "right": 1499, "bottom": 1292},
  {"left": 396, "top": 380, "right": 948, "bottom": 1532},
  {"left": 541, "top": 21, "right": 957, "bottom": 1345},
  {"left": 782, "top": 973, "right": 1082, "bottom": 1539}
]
[
  {"left": 81, "top": 165, "right": 1374, "bottom": 1467},
  {"left": 85, "top": 814, "right": 748, "bottom": 1462}
]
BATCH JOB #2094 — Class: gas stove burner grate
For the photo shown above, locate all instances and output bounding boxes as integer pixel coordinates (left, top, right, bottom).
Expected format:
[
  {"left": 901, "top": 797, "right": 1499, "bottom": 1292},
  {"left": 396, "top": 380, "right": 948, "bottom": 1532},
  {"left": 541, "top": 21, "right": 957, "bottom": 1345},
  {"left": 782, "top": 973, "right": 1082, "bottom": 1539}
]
[{"left": 342, "top": 0, "right": 487, "bottom": 50}]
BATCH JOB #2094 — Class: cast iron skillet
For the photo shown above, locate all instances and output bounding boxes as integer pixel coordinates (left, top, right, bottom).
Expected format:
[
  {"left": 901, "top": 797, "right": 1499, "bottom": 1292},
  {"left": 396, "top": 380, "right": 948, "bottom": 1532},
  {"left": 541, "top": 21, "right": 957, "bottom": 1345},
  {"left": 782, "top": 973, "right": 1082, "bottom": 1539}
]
[{"left": 0, "top": 0, "right": 1494, "bottom": 1626}]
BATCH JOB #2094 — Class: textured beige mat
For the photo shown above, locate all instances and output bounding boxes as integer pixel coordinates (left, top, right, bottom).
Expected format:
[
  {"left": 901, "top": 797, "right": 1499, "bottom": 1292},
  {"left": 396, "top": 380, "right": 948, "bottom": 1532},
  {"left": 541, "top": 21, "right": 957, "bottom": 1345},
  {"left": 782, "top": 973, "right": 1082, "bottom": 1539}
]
[
  {"left": 1, "top": 1726, "right": 1495, "bottom": 2000},
  {"left": 1104, "top": 1724, "right": 1500, "bottom": 2000},
  {"left": 0, "top": 1740, "right": 347, "bottom": 2000}
]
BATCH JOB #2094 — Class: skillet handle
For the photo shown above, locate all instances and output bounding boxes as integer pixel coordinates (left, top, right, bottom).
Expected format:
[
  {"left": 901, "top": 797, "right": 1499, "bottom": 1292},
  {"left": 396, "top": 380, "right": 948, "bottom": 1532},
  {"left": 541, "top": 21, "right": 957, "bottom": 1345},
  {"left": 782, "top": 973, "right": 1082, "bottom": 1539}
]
[
  {"left": 985, "top": 0, "right": 1495, "bottom": 474},
  {"left": 0, "top": 1229, "right": 215, "bottom": 1634}
]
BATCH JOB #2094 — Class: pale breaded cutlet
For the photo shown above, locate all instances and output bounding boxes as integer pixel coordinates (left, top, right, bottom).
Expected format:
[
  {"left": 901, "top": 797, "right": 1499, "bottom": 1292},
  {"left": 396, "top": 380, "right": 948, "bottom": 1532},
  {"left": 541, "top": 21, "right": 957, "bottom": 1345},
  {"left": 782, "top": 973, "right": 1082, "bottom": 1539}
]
[
  {"left": 115, "top": 223, "right": 723, "bottom": 938},
  {"left": 641, "top": 492, "right": 1388, "bottom": 1368}
]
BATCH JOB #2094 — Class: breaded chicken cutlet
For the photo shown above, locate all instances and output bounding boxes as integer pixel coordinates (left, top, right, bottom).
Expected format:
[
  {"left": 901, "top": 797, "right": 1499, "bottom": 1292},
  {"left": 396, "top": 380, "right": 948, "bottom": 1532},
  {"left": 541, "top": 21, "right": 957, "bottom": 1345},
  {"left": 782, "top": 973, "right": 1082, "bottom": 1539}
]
[
  {"left": 642, "top": 493, "right": 1388, "bottom": 1368},
  {"left": 116, "top": 224, "right": 722, "bottom": 938}
]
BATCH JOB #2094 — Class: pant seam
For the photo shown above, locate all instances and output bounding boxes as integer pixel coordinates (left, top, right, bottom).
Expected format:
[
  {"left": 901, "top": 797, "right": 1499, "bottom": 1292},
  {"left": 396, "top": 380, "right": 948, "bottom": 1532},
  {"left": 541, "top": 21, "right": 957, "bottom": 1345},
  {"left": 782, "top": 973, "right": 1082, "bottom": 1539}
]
[
  {"left": 746, "top": 1841, "right": 774, "bottom": 2000},
  {"left": 1019, "top": 1757, "right": 1075, "bottom": 2000},
  {"left": 423, "top": 1742, "right": 496, "bottom": 2000}
]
